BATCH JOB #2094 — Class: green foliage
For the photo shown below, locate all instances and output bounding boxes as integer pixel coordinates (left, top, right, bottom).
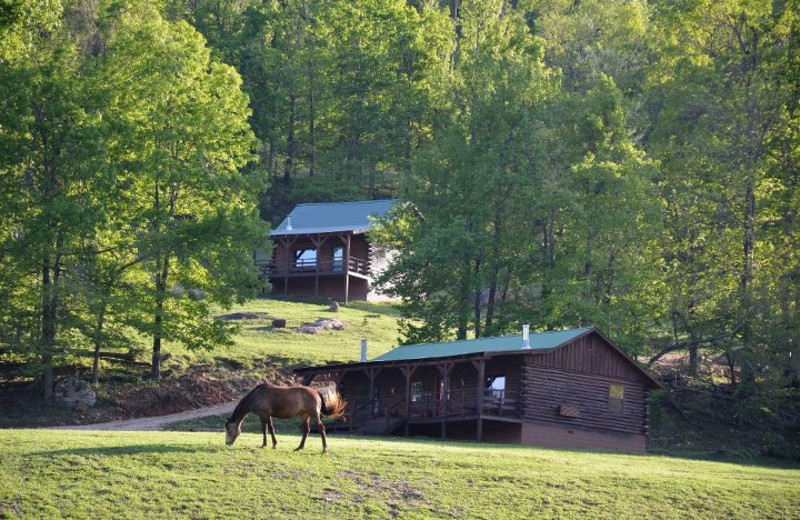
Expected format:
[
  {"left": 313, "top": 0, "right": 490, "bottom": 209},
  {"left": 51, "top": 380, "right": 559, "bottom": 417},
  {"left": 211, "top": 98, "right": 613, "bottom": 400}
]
[
  {"left": 0, "top": 0, "right": 268, "bottom": 391},
  {"left": 2, "top": 0, "right": 799, "bottom": 405},
  {"left": 646, "top": 0, "right": 800, "bottom": 380},
  {"left": 374, "top": 2, "right": 664, "bottom": 353}
]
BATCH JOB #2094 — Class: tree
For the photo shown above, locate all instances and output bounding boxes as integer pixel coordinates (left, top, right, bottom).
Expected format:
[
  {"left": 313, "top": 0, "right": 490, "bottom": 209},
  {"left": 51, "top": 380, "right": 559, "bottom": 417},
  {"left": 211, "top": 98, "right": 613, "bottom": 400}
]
[
  {"left": 376, "top": 0, "right": 553, "bottom": 342},
  {"left": 376, "top": 1, "right": 664, "bottom": 353},
  {"left": 97, "top": 4, "right": 267, "bottom": 379},
  {"left": 647, "top": 0, "right": 799, "bottom": 382},
  {"left": 0, "top": 4, "right": 109, "bottom": 398}
]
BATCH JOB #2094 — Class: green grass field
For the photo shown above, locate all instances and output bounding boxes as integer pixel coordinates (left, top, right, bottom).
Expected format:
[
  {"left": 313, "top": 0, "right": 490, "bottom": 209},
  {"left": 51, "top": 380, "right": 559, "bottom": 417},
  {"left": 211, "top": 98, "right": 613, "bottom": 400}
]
[
  {"left": 3, "top": 297, "right": 799, "bottom": 518},
  {"left": 1, "top": 429, "right": 798, "bottom": 519},
  {"left": 167, "top": 298, "right": 403, "bottom": 369}
]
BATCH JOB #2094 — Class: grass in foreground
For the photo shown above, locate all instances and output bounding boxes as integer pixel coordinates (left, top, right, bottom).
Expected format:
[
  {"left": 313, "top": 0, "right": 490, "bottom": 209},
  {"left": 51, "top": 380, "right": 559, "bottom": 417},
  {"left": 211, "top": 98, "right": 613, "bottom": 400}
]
[{"left": 1, "top": 429, "right": 798, "bottom": 519}]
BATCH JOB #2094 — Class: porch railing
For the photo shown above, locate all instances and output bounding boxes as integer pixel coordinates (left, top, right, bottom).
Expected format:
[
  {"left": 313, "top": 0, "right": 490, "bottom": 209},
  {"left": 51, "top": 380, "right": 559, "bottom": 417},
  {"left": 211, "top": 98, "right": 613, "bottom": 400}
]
[
  {"left": 345, "top": 387, "right": 520, "bottom": 425},
  {"left": 267, "top": 256, "right": 369, "bottom": 277}
]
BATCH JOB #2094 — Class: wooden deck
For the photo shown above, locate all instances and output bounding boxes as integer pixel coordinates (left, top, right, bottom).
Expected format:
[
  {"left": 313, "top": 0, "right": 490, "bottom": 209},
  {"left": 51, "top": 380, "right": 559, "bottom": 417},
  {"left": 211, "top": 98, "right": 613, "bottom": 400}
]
[{"left": 267, "top": 256, "right": 369, "bottom": 278}]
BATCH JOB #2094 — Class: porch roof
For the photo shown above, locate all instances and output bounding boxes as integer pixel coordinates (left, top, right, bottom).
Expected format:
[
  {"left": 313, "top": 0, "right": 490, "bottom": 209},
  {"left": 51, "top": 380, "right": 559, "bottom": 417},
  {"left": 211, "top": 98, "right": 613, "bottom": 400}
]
[
  {"left": 270, "top": 200, "right": 395, "bottom": 237},
  {"left": 372, "top": 327, "right": 595, "bottom": 363}
]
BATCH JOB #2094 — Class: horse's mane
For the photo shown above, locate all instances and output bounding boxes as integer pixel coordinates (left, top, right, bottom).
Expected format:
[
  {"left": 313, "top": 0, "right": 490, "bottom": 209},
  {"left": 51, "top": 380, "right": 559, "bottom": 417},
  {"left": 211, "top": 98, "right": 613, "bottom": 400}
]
[{"left": 227, "top": 384, "right": 263, "bottom": 423}]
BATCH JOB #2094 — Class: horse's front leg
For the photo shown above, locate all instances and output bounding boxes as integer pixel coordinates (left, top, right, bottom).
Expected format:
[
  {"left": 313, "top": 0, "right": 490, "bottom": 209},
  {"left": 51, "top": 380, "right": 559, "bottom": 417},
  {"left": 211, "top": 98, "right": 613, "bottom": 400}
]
[
  {"left": 294, "top": 417, "right": 310, "bottom": 451},
  {"left": 266, "top": 416, "right": 277, "bottom": 449},
  {"left": 260, "top": 417, "right": 269, "bottom": 448}
]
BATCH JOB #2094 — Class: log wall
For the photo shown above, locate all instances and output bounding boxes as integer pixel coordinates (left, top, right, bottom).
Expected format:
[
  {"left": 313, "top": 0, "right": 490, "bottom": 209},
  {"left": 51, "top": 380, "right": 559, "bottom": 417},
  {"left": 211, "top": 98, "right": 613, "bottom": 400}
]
[
  {"left": 521, "top": 365, "right": 647, "bottom": 434},
  {"left": 527, "top": 334, "right": 644, "bottom": 381}
]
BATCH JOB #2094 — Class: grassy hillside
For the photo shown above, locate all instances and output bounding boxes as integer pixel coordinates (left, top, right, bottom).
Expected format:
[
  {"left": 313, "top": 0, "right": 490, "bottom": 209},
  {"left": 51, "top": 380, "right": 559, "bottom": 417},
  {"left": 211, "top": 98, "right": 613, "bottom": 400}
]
[
  {"left": 1, "top": 429, "right": 797, "bottom": 519},
  {"left": 172, "top": 298, "right": 403, "bottom": 369}
]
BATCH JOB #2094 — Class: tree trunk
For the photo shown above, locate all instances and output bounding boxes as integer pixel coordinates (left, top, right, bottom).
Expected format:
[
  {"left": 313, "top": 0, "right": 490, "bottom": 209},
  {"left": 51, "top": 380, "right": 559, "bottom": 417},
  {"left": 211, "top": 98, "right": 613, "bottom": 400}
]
[
  {"left": 91, "top": 307, "right": 106, "bottom": 385},
  {"left": 40, "top": 233, "right": 63, "bottom": 401},
  {"left": 307, "top": 52, "right": 316, "bottom": 177},
  {"left": 284, "top": 92, "right": 297, "bottom": 183},
  {"left": 41, "top": 258, "right": 56, "bottom": 402},
  {"left": 688, "top": 345, "right": 699, "bottom": 377},
  {"left": 151, "top": 251, "right": 170, "bottom": 380}
]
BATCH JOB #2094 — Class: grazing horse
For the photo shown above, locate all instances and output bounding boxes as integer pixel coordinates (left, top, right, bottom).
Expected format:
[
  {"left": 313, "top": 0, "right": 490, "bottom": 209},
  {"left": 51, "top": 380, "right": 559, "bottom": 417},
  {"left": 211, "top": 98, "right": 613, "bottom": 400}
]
[{"left": 224, "top": 382, "right": 347, "bottom": 453}]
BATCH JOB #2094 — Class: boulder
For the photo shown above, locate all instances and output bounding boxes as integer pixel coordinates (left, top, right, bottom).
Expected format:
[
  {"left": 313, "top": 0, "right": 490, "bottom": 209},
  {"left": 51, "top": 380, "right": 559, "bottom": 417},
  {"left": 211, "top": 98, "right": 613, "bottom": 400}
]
[
  {"left": 296, "top": 319, "right": 347, "bottom": 334},
  {"left": 54, "top": 376, "right": 96, "bottom": 408},
  {"left": 272, "top": 318, "right": 287, "bottom": 328}
]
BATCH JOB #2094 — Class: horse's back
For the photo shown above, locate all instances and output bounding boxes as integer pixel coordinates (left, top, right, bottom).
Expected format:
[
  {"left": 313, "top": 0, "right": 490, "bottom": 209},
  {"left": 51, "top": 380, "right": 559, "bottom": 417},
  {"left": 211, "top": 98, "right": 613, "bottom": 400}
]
[{"left": 251, "top": 384, "right": 320, "bottom": 419}]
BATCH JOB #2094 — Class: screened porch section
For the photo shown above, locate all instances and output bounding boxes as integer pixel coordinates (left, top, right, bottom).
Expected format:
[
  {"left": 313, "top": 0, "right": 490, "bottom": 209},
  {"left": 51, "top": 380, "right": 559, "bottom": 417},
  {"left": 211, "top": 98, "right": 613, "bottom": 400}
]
[{"left": 334, "top": 357, "right": 524, "bottom": 430}]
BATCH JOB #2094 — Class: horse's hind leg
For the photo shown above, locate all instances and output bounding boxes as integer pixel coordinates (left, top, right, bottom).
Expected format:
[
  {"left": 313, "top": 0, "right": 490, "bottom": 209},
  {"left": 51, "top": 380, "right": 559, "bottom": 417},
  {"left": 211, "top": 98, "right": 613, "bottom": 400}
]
[
  {"left": 294, "top": 416, "right": 310, "bottom": 451},
  {"left": 316, "top": 413, "right": 328, "bottom": 453}
]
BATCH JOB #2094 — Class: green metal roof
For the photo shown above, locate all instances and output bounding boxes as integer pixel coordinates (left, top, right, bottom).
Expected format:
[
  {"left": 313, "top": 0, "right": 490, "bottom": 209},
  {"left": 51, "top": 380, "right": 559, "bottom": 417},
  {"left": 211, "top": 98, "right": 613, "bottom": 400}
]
[
  {"left": 271, "top": 200, "right": 395, "bottom": 237},
  {"left": 372, "top": 327, "right": 594, "bottom": 363}
]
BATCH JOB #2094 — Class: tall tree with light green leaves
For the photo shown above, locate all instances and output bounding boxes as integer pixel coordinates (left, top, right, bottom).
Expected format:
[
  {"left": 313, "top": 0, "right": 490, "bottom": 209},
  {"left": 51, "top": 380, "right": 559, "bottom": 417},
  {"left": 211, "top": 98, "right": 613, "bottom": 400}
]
[
  {"left": 97, "top": 4, "right": 267, "bottom": 379},
  {"left": 646, "top": 0, "right": 800, "bottom": 383},
  {"left": 376, "top": 0, "right": 664, "bottom": 353},
  {"left": 0, "top": 1, "right": 109, "bottom": 399}
]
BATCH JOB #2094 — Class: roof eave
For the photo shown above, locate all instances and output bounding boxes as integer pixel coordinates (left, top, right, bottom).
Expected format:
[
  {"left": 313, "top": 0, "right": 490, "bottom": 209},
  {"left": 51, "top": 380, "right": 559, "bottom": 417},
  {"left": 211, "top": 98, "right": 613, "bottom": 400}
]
[{"left": 270, "top": 227, "right": 367, "bottom": 238}]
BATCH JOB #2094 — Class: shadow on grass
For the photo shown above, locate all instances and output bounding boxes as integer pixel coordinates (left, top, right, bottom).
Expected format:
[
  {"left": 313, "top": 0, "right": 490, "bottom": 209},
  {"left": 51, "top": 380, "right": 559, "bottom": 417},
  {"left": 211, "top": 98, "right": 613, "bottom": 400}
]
[{"left": 33, "top": 444, "right": 218, "bottom": 458}]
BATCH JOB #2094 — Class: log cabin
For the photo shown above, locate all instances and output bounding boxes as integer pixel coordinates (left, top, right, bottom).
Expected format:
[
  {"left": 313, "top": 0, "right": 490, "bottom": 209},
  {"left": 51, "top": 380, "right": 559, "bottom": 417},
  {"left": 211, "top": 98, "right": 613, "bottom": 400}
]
[
  {"left": 295, "top": 326, "right": 661, "bottom": 452},
  {"left": 266, "top": 200, "right": 395, "bottom": 303}
]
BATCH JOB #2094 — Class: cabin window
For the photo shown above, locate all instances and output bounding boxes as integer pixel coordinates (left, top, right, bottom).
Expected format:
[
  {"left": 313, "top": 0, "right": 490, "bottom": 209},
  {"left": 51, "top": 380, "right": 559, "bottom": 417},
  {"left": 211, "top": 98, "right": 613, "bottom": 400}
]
[
  {"left": 332, "top": 247, "right": 344, "bottom": 272},
  {"left": 608, "top": 383, "right": 624, "bottom": 414},
  {"left": 410, "top": 381, "right": 423, "bottom": 402},
  {"left": 294, "top": 249, "right": 317, "bottom": 269},
  {"left": 486, "top": 375, "right": 506, "bottom": 402}
]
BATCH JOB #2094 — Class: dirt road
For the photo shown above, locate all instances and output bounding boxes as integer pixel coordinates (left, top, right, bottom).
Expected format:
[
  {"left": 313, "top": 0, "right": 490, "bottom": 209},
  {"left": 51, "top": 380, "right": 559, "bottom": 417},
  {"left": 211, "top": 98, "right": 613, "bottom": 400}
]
[{"left": 51, "top": 400, "right": 238, "bottom": 431}]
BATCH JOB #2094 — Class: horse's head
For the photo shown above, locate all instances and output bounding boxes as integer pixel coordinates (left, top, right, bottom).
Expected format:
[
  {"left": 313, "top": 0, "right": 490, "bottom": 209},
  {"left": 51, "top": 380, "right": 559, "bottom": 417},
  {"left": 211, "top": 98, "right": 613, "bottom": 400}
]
[{"left": 224, "top": 419, "right": 241, "bottom": 446}]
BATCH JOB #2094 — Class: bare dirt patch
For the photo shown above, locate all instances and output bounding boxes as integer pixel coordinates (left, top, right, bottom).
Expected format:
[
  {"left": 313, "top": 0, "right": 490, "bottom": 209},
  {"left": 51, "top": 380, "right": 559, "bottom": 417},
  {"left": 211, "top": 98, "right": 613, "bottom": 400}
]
[
  {"left": 216, "top": 312, "right": 272, "bottom": 321},
  {"left": 336, "top": 469, "right": 428, "bottom": 513},
  {"left": 0, "top": 363, "right": 296, "bottom": 428}
]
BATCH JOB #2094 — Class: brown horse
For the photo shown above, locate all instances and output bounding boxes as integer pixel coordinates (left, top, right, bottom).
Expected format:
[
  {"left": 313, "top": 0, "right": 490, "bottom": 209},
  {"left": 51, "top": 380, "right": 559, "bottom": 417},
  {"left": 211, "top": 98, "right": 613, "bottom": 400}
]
[{"left": 224, "top": 382, "right": 347, "bottom": 453}]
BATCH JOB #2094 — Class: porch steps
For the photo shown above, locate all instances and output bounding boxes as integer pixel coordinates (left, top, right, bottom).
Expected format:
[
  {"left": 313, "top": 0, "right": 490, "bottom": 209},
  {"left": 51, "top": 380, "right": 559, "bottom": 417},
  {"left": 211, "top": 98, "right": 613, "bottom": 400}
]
[{"left": 354, "top": 417, "right": 405, "bottom": 436}]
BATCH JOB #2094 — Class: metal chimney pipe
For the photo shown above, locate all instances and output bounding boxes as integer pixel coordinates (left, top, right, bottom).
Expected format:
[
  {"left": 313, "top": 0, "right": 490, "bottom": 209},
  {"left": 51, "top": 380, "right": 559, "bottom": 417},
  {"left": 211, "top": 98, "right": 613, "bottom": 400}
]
[
  {"left": 286, "top": 216, "right": 293, "bottom": 230},
  {"left": 360, "top": 338, "right": 368, "bottom": 362},
  {"left": 522, "top": 323, "right": 530, "bottom": 349}
]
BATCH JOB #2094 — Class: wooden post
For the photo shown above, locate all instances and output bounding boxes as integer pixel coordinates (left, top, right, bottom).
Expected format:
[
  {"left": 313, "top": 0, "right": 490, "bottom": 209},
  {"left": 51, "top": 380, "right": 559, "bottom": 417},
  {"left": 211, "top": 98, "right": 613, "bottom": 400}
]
[
  {"left": 283, "top": 238, "right": 290, "bottom": 296},
  {"left": 344, "top": 233, "right": 351, "bottom": 304},
  {"left": 402, "top": 366, "right": 416, "bottom": 437},
  {"left": 474, "top": 359, "right": 485, "bottom": 442},
  {"left": 309, "top": 234, "right": 328, "bottom": 298},
  {"left": 368, "top": 368, "right": 376, "bottom": 419},
  {"left": 279, "top": 236, "right": 298, "bottom": 297}
]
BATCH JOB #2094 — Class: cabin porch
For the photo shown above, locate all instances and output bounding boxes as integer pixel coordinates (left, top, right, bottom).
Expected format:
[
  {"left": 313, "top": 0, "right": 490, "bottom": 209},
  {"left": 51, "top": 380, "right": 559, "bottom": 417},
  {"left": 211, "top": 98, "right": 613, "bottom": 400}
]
[{"left": 302, "top": 353, "right": 526, "bottom": 442}]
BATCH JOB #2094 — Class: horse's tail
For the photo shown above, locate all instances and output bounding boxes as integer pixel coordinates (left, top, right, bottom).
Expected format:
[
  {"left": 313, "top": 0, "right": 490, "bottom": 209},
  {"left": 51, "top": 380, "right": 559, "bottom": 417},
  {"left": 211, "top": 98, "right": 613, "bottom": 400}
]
[{"left": 317, "top": 389, "right": 347, "bottom": 419}]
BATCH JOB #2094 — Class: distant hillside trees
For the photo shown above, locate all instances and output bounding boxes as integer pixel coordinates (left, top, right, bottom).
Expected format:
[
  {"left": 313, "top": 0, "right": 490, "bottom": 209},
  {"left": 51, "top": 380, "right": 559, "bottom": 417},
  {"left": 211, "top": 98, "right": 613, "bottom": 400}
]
[
  {"left": 1, "top": 0, "right": 798, "bottom": 398},
  {"left": 373, "top": 0, "right": 664, "bottom": 354}
]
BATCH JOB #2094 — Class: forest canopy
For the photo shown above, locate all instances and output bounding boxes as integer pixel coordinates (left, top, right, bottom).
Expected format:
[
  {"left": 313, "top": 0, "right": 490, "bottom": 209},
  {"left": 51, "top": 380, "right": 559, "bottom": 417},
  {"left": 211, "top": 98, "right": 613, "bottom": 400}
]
[{"left": 1, "top": 0, "right": 799, "bottom": 398}]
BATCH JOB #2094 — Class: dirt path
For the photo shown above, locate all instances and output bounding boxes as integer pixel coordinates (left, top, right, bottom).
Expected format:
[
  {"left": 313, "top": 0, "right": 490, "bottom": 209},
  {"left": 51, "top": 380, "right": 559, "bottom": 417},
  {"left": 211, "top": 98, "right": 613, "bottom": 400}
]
[{"left": 51, "top": 401, "right": 238, "bottom": 431}]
